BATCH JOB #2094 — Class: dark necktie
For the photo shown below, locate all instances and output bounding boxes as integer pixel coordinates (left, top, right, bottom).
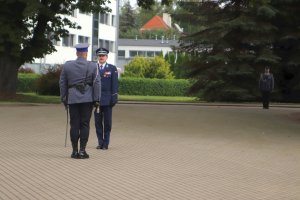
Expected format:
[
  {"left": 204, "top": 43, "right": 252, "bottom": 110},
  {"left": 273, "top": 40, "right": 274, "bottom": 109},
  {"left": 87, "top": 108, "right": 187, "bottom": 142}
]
[{"left": 99, "top": 64, "right": 104, "bottom": 73}]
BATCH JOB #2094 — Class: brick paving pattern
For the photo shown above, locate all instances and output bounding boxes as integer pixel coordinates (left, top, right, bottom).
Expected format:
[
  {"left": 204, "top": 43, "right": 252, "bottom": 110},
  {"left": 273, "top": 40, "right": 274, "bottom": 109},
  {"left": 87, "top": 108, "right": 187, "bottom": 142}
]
[{"left": 0, "top": 104, "right": 299, "bottom": 200}]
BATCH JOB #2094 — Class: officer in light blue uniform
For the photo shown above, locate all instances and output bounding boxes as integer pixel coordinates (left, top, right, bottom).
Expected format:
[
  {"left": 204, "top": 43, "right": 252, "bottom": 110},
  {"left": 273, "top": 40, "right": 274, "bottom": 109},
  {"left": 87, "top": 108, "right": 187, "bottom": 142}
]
[
  {"left": 94, "top": 47, "right": 118, "bottom": 150},
  {"left": 59, "top": 43, "right": 101, "bottom": 159}
]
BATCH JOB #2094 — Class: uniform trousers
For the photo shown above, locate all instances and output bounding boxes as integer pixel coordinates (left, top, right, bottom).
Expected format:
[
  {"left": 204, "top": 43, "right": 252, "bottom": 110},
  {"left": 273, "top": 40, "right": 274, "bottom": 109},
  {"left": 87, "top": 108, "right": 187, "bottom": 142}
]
[
  {"left": 262, "top": 91, "right": 271, "bottom": 109},
  {"left": 69, "top": 103, "right": 93, "bottom": 148},
  {"left": 94, "top": 105, "right": 112, "bottom": 147}
]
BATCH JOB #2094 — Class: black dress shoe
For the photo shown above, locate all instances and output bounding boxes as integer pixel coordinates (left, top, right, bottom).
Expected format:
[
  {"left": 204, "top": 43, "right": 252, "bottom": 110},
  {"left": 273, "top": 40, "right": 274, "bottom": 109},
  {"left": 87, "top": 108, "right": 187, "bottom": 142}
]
[
  {"left": 78, "top": 151, "right": 89, "bottom": 159},
  {"left": 102, "top": 145, "right": 108, "bottom": 150},
  {"left": 71, "top": 151, "right": 79, "bottom": 159},
  {"left": 96, "top": 145, "right": 103, "bottom": 149}
]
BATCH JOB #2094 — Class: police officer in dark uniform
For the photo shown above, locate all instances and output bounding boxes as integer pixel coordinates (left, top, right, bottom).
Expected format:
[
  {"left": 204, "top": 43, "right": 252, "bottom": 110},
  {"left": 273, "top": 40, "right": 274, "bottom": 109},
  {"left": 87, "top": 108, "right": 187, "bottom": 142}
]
[
  {"left": 259, "top": 66, "right": 274, "bottom": 109},
  {"left": 59, "top": 43, "right": 101, "bottom": 159},
  {"left": 94, "top": 47, "right": 118, "bottom": 150}
]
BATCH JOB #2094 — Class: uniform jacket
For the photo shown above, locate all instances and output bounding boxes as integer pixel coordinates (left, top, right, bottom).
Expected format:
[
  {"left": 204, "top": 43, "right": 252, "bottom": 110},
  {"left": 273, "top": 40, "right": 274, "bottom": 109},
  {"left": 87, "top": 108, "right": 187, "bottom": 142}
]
[
  {"left": 98, "top": 63, "right": 118, "bottom": 106},
  {"left": 59, "top": 57, "right": 101, "bottom": 104},
  {"left": 259, "top": 73, "right": 274, "bottom": 92}
]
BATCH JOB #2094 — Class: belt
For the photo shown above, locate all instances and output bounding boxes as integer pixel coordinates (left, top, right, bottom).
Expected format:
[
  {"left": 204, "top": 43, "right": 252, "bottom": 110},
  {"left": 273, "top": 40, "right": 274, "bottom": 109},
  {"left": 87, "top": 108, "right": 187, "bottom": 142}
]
[{"left": 68, "top": 83, "right": 92, "bottom": 89}]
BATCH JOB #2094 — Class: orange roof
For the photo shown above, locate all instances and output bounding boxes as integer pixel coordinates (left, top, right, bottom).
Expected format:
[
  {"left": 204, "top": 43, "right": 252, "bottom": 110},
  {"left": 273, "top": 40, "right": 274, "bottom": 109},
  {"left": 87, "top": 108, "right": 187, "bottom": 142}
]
[{"left": 140, "top": 16, "right": 170, "bottom": 31}]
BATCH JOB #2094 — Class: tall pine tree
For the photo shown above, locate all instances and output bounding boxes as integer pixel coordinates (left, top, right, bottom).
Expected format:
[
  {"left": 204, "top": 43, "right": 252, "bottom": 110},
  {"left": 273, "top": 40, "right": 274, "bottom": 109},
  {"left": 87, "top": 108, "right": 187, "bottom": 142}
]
[
  {"left": 177, "top": 0, "right": 279, "bottom": 101},
  {"left": 119, "top": 1, "right": 138, "bottom": 38},
  {"left": 272, "top": 0, "right": 300, "bottom": 102}
]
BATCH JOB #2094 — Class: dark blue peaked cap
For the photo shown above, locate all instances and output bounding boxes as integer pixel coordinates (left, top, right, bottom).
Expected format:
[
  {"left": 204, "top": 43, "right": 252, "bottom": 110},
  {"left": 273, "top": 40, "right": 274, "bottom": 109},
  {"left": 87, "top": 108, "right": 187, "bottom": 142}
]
[
  {"left": 96, "top": 47, "right": 109, "bottom": 55},
  {"left": 75, "top": 43, "right": 89, "bottom": 52}
]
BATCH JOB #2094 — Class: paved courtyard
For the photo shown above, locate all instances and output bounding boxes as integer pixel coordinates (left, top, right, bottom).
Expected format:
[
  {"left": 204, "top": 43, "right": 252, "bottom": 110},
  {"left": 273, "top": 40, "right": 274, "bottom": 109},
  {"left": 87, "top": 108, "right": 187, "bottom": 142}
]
[{"left": 0, "top": 103, "right": 299, "bottom": 200}]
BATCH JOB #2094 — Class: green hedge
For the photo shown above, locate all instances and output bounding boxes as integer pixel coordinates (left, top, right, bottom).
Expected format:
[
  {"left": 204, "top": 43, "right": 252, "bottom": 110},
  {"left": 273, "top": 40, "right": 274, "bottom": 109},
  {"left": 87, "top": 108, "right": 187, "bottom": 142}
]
[
  {"left": 17, "top": 74, "right": 193, "bottom": 97},
  {"left": 119, "top": 78, "right": 192, "bottom": 96},
  {"left": 17, "top": 73, "right": 40, "bottom": 92}
]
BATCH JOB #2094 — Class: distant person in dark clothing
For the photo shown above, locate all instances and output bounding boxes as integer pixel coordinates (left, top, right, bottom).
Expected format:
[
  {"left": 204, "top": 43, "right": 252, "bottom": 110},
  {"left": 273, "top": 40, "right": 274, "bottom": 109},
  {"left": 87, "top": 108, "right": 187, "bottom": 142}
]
[{"left": 259, "top": 67, "right": 274, "bottom": 109}]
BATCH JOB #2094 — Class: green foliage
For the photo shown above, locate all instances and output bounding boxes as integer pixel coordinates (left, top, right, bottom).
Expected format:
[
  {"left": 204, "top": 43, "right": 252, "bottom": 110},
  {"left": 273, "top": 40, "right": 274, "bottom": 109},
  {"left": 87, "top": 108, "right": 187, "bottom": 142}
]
[
  {"left": 119, "top": 0, "right": 180, "bottom": 39},
  {"left": 135, "top": 1, "right": 165, "bottom": 26},
  {"left": 17, "top": 73, "right": 40, "bottom": 92},
  {"left": 171, "top": 2, "right": 205, "bottom": 34},
  {"left": 164, "top": 52, "right": 191, "bottom": 79},
  {"left": 36, "top": 66, "right": 62, "bottom": 96},
  {"left": 0, "top": 0, "right": 111, "bottom": 64},
  {"left": 173, "top": 0, "right": 300, "bottom": 102},
  {"left": 272, "top": 0, "right": 300, "bottom": 102},
  {"left": 137, "top": 0, "right": 173, "bottom": 10},
  {"left": 0, "top": 0, "right": 112, "bottom": 97},
  {"left": 122, "top": 57, "right": 150, "bottom": 78},
  {"left": 139, "top": 29, "right": 180, "bottom": 40},
  {"left": 122, "top": 56, "right": 174, "bottom": 79},
  {"left": 17, "top": 74, "right": 193, "bottom": 97},
  {"left": 18, "top": 67, "right": 35, "bottom": 74},
  {"left": 119, "top": 1, "right": 138, "bottom": 38},
  {"left": 177, "top": 0, "right": 280, "bottom": 102},
  {"left": 119, "top": 78, "right": 192, "bottom": 96}
]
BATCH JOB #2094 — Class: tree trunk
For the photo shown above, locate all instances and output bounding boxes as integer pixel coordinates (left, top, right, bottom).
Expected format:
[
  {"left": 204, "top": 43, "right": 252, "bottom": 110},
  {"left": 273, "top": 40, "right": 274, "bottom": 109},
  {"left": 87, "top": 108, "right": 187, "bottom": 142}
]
[{"left": 0, "top": 56, "right": 19, "bottom": 99}]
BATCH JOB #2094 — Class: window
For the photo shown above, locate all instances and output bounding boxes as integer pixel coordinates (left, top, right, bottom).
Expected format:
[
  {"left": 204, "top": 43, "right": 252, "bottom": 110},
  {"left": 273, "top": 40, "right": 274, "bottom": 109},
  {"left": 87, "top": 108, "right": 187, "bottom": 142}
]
[
  {"left": 79, "top": 9, "right": 90, "bottom": 15},
  {"left": 52, "top": 39, "right": 60, "bottom": 46},
  {"left": 129, "top": 51, "right": 138, "bottom": 57},
  {"left": 99, "top": 39, "right": 115, "bottom": 53},
  {"left": 109, "top": 41, "right": 115, "bottom": 52},
  {"left": 147, "top": 51, "right": 154, "bottom": 57},
  {"left": 138, "top": 51, "right": 146, "bottom": 57},
  {"left": 48, "top": 33, "right": 60, "bottom": 46},
  {"left": 62, "top": 34, "right": 75, "bottom": 47},
  {"left": 111, "top": 15, "right": 116, "bottom": 26},
  {"left": 155, "top": 51, "right": 162, "bottom": 56},
  {"left": 118, "top": 50, "right": 125, "bottom": 58},
  {"left": 99, "top": 39, "right": 104, "bottom": 48},
  {"left": 78, "top": 36, "right": 89, "bottom": 44},
  {"left": 105, "top": 40, "right": 110, "bottom": 49},
  {"left": 100, "top": 13, "right": 109, "bottom": 25}
]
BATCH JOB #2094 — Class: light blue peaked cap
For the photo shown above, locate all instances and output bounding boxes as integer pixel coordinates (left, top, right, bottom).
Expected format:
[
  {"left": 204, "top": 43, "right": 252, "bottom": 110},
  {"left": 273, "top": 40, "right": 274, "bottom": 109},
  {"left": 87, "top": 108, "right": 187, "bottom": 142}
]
[{"left": 75, "top": 43, "right": 89, "bottom": 52}]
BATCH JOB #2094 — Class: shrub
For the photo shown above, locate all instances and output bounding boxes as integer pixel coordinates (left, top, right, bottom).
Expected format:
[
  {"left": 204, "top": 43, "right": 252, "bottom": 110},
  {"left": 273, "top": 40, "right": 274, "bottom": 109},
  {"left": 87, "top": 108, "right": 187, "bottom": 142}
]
[
  {"left": 122, "top": 56, "right": 149, "bottom": 78},
  {"left": 36, "top": 66, "right": 62, "bottom": 96},
  {"left": 17, "top": 73, "right": 40, "bottom": 92},
  {"left": 18, "top": 67, "right": 35, "bottom": 74},
  {"left": 119, "top": 78, "right": 192, "bottom": 96},
  {"left": 122, "top": 56, "right": 174, "bottom": 79}
]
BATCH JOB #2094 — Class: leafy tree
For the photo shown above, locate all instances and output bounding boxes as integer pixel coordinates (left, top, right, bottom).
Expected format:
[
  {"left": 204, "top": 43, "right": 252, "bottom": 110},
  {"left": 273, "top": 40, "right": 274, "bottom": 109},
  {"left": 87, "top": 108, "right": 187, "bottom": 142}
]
[
  {"left": 140, "top": 29, "right": 179, "bottom": 40},
  {"left": 135, "top": 1, "right": 165, "bottom": 28},
  {"left": 0, "top": 0, "right": 111, "bottom": 98},
  {"left": 137, "top": 0, "right": 172, "bottom": 10},
  {"left": 177, "top": 0, "right": 279, "bottom": 101},
  {"left": 122, "top": 56, "right": 174, "bottom": 79},
  {"left": 119, "top": 0, "right": 181, "bottom": 39}
]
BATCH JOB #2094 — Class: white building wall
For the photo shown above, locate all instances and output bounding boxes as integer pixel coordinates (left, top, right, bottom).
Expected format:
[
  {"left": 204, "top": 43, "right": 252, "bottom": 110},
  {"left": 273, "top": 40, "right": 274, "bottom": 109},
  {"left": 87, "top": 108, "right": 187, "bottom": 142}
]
[
  {"left": 99, "top": 24, "right": 117, "bottom": 65},
  {"left": 31, "top": 1, "right": 117, "bottom": 73},
  {"left": 97, "top": 0, "right": 117, "bottom": 65},
  {"left": 119, "top": 45, "right": 172, "bottom": 59}
]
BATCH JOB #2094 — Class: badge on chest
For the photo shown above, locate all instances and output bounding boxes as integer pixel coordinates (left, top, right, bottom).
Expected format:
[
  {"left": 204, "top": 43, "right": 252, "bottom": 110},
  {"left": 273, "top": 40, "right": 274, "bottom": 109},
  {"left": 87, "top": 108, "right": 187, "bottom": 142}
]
[{"left": 103, "top": 71, "right": 111, "bottom": 78}]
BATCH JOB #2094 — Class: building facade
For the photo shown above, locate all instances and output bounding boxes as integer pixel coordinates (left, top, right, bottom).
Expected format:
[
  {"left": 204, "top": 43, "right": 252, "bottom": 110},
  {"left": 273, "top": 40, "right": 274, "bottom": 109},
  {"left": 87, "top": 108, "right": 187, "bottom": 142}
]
[{"left": 27, "top": 1, "right": 118, "bottom": 73}]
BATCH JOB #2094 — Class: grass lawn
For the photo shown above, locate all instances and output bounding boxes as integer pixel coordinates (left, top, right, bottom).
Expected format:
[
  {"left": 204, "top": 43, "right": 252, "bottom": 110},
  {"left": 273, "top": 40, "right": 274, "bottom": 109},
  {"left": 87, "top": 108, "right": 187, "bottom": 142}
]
[{"left": 0, "top": 93, "right": 199, "bottom": 104}]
